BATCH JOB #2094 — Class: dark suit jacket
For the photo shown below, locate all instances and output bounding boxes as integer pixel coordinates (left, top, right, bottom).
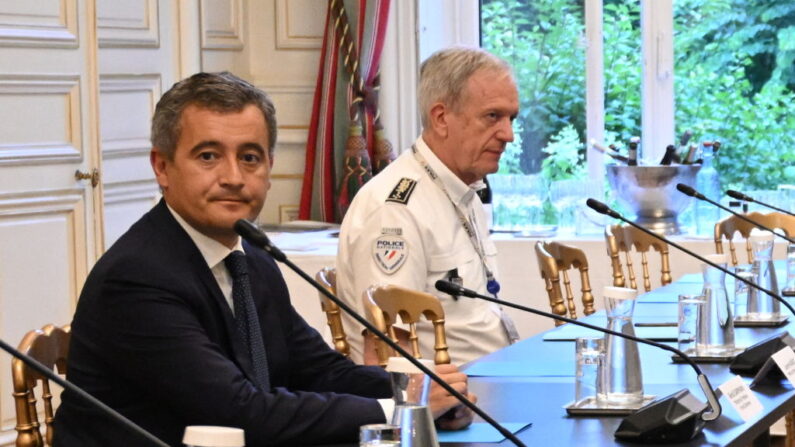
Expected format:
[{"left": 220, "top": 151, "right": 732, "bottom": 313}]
[{"left": 54, "top": 200, "right": 391, "bottom": 446}]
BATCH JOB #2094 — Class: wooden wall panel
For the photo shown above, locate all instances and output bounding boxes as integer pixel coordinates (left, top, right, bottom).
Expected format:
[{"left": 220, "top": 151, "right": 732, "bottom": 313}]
[
  {"left": 0, "top": 0, "right": 78, "bottom": 48},
  {"left": 0, "top": 75, "right": 82, "bottom": 165},
  {"left": 0, "top": 189, "right": 86, "bottom": 432},
  {"left": 201, "top": 0, "right": 244, "bottom": 50},
  {"left": 274, "top": 0, "right": 324, "bottom": 50},
  {"left": 97, "top": 0, "right": 159, "bottom": 47}
]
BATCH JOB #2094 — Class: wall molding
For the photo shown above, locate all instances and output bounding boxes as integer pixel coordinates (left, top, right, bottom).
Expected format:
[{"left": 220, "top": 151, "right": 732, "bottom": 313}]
[
  {"left": 99, "top": 74, "right": 160, "bottom": 159},
  {"left": 0, "top": 74, "right": 82, "bottom": 165},
  {"left": 103, "top": 180, "right": 158, "bottom": 205},
  {"left": 274, "top": 0, "right": 324, "bottom": 50},
  {"left": 201, "top": 0, "right": 244, "bottom": 50},
  {"left": 98, "top": 0, "right": 160, "bottom": 48},
  {"left": 0, "top": 0, "right": 78, "bottom": 48},
  {"left": 0, "top": 187, "right": 84, "bottom": 215}
]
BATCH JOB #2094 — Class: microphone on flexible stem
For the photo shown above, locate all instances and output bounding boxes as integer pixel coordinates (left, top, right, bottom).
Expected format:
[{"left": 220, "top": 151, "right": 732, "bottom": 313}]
[
  {"left": 0, "top": 340, "right": 169, "bottom": 447},
  {"left": 435, "top": 280, "right": 720, "bottom": 443},
  {"left": 233, "top": 219, "right": 526, "bottom": 447},
  {"left": 676, "top": 183, "right": 795, "bottom": 245},
  {"left": 586, "top": 198, "right": 795, "bottom": 376},
  {"left": 726, "top": 189, "right": 795, "bottom": 218}
]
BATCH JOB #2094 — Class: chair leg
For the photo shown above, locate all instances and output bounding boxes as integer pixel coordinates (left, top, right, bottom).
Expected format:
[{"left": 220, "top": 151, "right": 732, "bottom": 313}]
[{"left": 785, "top": 410, "right": 795, "bottom": 447}]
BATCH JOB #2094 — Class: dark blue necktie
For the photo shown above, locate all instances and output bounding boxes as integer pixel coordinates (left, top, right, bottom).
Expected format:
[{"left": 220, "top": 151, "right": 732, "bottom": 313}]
[{"left": 224, "top": 251, "right": 270, "bottom": 391}]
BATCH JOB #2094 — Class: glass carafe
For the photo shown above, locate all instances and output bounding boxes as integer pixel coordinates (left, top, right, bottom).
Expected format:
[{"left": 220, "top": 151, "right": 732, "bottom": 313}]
[
  {"left": 387, "top": 357, "right": 437, "bottom": 447},
  {"left": 698, "top": 253, "right": 735, "bottom": 355},
  {"left": 749, "top": 230, "right": 781, "bottom": 319},
  {"left": 597, "top": 286, "right": 643, "bottom": 406}
]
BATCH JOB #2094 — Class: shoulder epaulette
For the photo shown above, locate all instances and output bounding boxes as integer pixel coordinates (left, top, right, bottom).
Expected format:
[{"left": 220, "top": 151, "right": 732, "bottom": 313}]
[{"left": 386, "top": 178, "right": 417, "bottom": 205}]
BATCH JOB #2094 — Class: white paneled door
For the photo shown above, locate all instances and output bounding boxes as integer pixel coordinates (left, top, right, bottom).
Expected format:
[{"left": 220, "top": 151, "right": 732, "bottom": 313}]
[
  {"left": 97, "top": 0, "right": 182, "bottom": 248},
  {"left": 0, "top": 0, "right": 191, "bottom": 443},
  {"left": 0, "top": 0, "right": 101, "bottom": 440}
]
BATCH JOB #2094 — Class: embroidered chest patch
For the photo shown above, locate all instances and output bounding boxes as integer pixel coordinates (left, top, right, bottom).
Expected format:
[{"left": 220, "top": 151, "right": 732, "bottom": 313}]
[
  {"left": 386, "top": 178, "right": 417, "bottom": 204},
  {"left": 373, "top": 235, "right": 408, "bottom": 274}
]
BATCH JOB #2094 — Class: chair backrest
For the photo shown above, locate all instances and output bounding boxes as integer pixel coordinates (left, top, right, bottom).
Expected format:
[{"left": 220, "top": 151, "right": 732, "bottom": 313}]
[
  {"left": 12, "top": 324, "right": 70, "bottom": 447},
  {"left": 362, "top": 285, "right": 450, "bottom": 368},
  {"left": 534, "top": 241, "right": 596, "bottom": 326},
  {"left": 605, "top": 224, "right": 672, "bottom": 292},
  {"left": 714, "top": 212, "right": 795, "bottom": 265},
  {"left": 315, "top": 267, "right": 349, "bottom": 357}
]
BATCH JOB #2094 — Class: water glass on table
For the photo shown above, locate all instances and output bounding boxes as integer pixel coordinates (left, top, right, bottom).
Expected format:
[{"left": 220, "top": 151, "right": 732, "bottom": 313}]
[
  {"left": 678, "top": 294, "right": 705, "bottom": 354},
  {"left": 359, "top": 424, "right": 401, "bottom": 446},
  {"left": 575, "top": 336, "right": 604, "bottom": 404},
  {"left": 784, "top": 243, "right": 795, "bottom": 297},
  {"left": 733, "top": 267, "right": 756, "bottom": 319}
]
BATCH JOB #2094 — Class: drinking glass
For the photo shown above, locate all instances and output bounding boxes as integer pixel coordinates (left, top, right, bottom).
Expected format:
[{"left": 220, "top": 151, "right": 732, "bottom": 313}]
[
  {"left": 517, "top": 174, "right": 547, "bottom": 230},
  {"left": 359, "top": 424, "right": 401, "bottom": 446},
  {"left": 733, "top": 267, "right": 756, "bottom": 319},
  {"left": 784, "top": 243, "right": 795, "bottom": 296},
  {"left": 575, "top": 336, "right": 604, "bottom": 403},
  {"left": 678, "top": 294, "right": 704, "bottom": 354},
  {"left": 550, "top": 179, "right": 584, "bottom": 233}
]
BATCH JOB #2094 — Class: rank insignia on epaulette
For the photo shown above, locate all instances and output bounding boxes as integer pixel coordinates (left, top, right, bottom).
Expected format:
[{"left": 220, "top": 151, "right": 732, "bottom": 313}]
[{"left": 386, "top": 178, "right": 417, "bottom": 204}]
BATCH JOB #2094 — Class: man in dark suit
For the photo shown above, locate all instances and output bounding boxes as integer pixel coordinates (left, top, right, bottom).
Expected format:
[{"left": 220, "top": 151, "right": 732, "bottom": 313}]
[{"left": 54, "top": 72, "right": 474, "bottom": 446}]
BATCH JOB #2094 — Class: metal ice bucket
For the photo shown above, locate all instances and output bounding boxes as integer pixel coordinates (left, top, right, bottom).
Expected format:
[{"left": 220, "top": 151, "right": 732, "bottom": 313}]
[{"left": 606, "top": 165, "right": 701, "bottom": 235}]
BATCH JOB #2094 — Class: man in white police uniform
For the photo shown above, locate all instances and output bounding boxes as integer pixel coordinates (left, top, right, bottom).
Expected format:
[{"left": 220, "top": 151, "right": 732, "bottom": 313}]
[{"left": 337, "top": 46, "right": 520, "bottom": 365}]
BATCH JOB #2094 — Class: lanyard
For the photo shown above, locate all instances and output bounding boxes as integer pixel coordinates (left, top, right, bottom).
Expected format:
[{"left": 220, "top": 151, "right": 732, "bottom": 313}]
[{"left": 411, "top": 145, "right": 501, "bottom": 295}]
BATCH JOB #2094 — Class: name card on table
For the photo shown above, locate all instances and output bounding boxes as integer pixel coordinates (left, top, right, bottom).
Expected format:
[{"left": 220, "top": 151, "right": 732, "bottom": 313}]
[
  {"left": 718, "top": 375, "right": 763, "bottom": 421},
  {"left": 772, "top": 347, "right": 795, "bottom": 383}
]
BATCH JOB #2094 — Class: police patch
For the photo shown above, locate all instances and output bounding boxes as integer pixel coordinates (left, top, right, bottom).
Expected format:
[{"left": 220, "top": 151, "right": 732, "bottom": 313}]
[
  {"left": 386, "top": 178, "right": 417, "bottom": 204},
  {"left": 373, "top": 235, "right": 408, "bottom": 274}
]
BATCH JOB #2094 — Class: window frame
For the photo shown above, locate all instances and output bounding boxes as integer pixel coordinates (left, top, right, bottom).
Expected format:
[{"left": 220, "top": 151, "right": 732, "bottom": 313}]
[{"left": 413, "top": 0, "right": 676, "bottom": 175}]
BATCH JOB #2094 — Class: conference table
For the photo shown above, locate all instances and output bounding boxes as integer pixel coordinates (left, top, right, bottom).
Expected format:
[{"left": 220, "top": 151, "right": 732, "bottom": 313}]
[
  {"left": 311, "top": 265, "right": 795, "bottom": 446},
  {"left": 272, "top": 227, "right": 795, "bottom": 446},
  {"left": 442, "top": 270, "right": 795, "bottom": 446}
]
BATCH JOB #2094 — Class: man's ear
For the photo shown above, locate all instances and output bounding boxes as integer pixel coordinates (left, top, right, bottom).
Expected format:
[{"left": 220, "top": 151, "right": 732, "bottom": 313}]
[
  {"left": 427, "top": 102, "right": 449, "bottom": 139},
  {"left": 150, "top": 148, "right": 169, "bottom": 190}
]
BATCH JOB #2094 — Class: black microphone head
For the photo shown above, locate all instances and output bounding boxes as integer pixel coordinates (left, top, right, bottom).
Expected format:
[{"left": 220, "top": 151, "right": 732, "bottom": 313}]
[
  {"left": 234, "top": 219, "right": 269, "bottom": 246},
  {"left": 585, "top": 198, "right": 619, "bottom": 218},
  {"left": 435, "top": 280, "right": 465, "bottom": 297},
  {"left": 726, "top": 189, "right": 753, "bottom": 202},
  {"left": 676, "top": 183, "right": 697, "bottom": 197}
]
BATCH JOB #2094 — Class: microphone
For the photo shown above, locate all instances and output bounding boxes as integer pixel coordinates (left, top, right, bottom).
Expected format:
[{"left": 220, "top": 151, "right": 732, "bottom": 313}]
[
  {"left": 585, "top": 199, "right": 795, "bottom": 375},
  {"left": 676, "top": 184, "right": 795, "bottom": 245},
  {"left": 435, "top": 280, "right": 721, "bottom": 443},
  {"left": 0, "top": 338, "right": 169, "bottom": 447},
  {"left": 233, "top": 219, "right": 527, "bottom": 447},
  {"left": 726, "top": 189, "right": 795, "bottom": 218}
]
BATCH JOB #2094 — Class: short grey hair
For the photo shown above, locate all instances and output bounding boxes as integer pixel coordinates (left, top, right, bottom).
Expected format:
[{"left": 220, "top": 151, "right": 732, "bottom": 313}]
[
  {"left": 418, "top": 46, "right": 513, "bottom": 128},
  {"left": 151, "top": 72, "right": 277, "bottom": 159}
]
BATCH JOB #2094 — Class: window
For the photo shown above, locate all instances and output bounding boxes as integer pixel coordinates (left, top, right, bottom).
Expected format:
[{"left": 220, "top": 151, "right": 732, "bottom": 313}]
[{"left": 481, "top": 0, "right": 795, "bottom": 233}]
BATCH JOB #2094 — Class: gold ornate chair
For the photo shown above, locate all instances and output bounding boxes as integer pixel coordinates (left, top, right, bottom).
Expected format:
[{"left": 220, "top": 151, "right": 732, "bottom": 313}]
[
  {"left": 363, "top": 285, "right": 450, "bottom": 368},
  {"left": 714, "top": 212, "right": 795, "bottom": 265},
  {"left": 315, "top": 267, "right": 350, "bottom": 357},
  {"left": 535, "top": 241, "right": 596, "bottom": 326},
  {"left": 605, "top": 224, "right": 672, "bottom": 292},
  {"left": 12, "top": 324, "right": 71, "bottom": 447}
]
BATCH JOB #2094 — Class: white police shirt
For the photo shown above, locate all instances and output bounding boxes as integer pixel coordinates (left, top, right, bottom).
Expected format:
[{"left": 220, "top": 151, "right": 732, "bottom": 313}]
[{"left": 337, "top": 137, "right": 514, "bottom": 365}]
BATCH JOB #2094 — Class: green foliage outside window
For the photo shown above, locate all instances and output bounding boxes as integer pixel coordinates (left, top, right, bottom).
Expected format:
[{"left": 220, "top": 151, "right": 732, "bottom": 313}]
[{"left": 481, "top": 0, "right": 795, "bottom": 190}]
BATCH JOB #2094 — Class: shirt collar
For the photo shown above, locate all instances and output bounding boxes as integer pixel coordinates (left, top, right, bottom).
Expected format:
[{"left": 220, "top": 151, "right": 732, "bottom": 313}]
[
  {"left": 415, "top": 136, "right": 478, "bottom": 206},
  {"left": 166, "top": 204, "right": 245, "bottom": 270}
]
